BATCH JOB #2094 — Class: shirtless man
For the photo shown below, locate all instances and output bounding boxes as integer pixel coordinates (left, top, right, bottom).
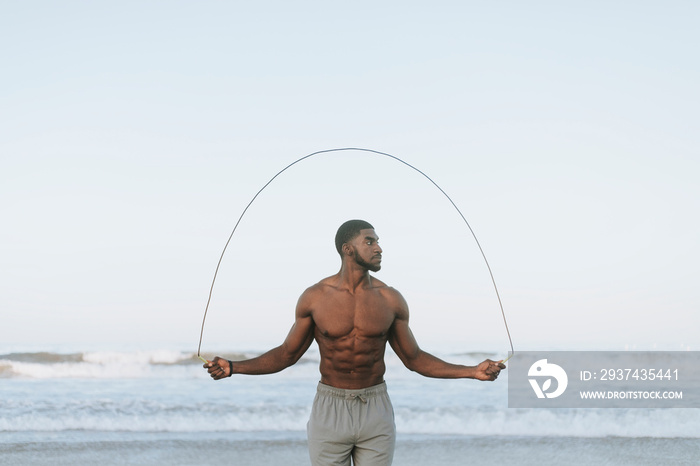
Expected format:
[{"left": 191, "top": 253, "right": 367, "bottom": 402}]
[{"left": 204, "top": 219, "right": 505, "bottom": 465}]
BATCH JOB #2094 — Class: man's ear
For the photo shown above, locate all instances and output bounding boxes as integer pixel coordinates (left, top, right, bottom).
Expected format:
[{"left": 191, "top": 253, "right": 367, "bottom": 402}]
[{"left": 342, "top": 242, "right": 353, "bottom": 256}]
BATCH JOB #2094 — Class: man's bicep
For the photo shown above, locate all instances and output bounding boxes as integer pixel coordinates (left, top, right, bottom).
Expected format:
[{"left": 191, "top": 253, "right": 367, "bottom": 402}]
[
  {"left": 281, "top": 293, "right": 316, "bottom": 356},
  {"left": 388, "top": 309, "right": 421, "bottom": 363}
]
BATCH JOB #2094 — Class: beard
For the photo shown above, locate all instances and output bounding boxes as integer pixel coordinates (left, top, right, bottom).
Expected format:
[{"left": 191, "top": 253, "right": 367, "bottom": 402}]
[{"left": 354, "top": 250, "right": 381, "bottom": 272}]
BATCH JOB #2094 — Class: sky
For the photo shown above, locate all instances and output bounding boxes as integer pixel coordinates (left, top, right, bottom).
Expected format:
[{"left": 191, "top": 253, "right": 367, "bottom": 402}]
[{"left": 1, "top": 2, "right": 698, "bottom": 354}]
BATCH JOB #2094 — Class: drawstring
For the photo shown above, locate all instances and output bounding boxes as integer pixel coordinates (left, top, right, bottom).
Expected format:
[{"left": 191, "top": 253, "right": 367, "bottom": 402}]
[
  {"left": 314, "top": 381, "right": 386, "bottom": 403},
  {"left": 349, "top": 393, "right": 367, "bottom": 404}
]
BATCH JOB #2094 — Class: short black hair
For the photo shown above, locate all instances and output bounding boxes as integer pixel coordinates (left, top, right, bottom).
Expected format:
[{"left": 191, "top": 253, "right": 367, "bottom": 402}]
[{"left": 335, "top": 219, "right": 374, "bottom": 255}]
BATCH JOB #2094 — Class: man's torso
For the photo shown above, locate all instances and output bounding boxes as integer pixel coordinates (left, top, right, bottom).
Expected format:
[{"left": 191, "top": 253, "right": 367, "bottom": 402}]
[{"left": 307, "top": 276, "right": 399, "bottom": 389}]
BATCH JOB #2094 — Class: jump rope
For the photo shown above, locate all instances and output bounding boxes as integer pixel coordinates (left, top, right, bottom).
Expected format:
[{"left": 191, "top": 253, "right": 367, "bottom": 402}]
[{"left": 197, "top": 148, "right": 514, "bottom": 365}]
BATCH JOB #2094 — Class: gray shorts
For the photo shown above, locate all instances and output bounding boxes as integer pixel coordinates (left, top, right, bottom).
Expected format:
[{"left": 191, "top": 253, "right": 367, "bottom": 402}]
[{"left": 307, "top": 382, "right": 396, "bottom": 466}]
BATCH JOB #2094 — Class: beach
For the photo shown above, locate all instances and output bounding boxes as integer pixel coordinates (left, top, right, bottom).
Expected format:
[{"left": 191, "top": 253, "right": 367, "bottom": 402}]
[
  {"left": 4, "top": 431, "right": 699, "bottom": 466},
  {"left": 2, "top": 349, "right": 698, "bottom": 465}
]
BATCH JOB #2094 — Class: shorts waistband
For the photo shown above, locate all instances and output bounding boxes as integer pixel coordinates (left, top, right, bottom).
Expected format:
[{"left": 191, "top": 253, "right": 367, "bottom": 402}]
[{"left": 316, "top": 381, "right": 387, "bottom": 401}]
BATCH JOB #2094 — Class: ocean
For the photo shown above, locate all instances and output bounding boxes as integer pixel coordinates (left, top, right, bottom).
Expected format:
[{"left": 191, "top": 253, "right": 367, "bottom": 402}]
[{"left": 1, "top": 348, "right": 698, "bottom": 465}]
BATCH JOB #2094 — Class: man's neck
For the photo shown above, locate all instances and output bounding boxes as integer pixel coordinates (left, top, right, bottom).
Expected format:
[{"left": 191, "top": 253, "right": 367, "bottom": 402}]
[{"left": 336, "top": 263, "right": 371, "bottom": 293}]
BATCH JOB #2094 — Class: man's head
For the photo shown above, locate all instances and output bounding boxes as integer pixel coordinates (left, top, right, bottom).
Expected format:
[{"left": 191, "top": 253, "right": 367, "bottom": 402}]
[
  {"left": 335, "top": 219, "right": 382, "bottom": 272},
  {"left": 335, "top": 220, "right": 374, "bottom": 255}
]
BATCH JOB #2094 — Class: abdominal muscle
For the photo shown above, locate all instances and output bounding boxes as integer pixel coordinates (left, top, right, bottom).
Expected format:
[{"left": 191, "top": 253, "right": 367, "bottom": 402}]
[{"left": 316, "top": 331, "right": 389, "bottom": 389}]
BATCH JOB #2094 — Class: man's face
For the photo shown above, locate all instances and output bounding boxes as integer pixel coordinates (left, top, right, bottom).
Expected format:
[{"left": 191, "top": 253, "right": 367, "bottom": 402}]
[{"left": 350, "top": 228, "right": 382, "bottom": 272}]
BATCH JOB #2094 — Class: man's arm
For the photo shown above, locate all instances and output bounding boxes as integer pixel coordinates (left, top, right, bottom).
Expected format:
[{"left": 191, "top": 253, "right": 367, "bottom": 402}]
[
  {"left": 204, "top": 291, "right": 315, "bottom": 380},
  {"left": 387, "top": 291, "right": 504, "bottom": 381}
]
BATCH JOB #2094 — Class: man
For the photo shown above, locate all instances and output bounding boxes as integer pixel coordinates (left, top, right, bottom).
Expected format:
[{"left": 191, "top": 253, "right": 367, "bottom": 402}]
[{"left": 204, "top": 219, "right": 505, "bottom": 465}]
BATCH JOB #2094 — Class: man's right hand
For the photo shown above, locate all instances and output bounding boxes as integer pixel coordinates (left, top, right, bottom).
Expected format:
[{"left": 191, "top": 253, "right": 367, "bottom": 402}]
[{"left": 203, "top": 356, "right": 232, "bottom": 380}]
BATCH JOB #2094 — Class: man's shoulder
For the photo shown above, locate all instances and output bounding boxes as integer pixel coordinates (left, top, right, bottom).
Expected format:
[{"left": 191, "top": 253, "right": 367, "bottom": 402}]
[
  {"left": 301, "top": 276, "right": 337, "bottom": 296},
  {"left": 369, "top": 276, "right": 400, "bottom": 294},
  {"left": 301, "top": 275, "right": 402, "bottom": 298},
  {"left": 369, "top": 275, "right": 389, "bottom": 289}
]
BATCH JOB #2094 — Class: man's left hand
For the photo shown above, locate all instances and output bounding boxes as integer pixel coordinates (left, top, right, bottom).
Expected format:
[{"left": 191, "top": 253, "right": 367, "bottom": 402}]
[{"left": 474, "top": 359, "right": 506, "bottom": 381}]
